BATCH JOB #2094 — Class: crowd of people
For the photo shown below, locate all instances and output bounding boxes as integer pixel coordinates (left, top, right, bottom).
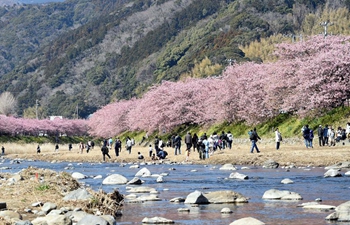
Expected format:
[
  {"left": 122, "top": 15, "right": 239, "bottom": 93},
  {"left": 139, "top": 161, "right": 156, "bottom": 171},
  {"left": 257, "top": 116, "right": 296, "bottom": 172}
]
[{"left": 27, "top": 122, "right": 350, "bottom": 162}]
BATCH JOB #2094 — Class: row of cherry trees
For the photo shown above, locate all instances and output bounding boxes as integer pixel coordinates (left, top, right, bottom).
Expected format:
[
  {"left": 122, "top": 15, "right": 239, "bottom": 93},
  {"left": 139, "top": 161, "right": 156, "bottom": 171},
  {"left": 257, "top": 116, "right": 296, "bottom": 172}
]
[
  {"left": 0, "top": 115, "right": 88, "bottom": 136},
  {"left": 88, "top": 35, "right": 350, "bottom": 137}
]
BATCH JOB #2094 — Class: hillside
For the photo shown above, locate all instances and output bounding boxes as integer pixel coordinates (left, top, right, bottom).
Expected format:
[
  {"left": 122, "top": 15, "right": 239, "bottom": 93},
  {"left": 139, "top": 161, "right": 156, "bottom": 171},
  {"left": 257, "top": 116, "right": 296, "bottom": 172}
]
[{"left": 0, "top": 0, "right": 350, "bottom": 119}]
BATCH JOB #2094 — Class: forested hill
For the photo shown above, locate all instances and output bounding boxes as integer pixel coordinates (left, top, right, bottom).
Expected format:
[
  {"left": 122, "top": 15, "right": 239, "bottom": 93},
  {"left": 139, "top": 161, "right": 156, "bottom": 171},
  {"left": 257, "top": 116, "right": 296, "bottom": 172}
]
[{"left": 0, "top": 0, "right": 349, "bottom": 119}]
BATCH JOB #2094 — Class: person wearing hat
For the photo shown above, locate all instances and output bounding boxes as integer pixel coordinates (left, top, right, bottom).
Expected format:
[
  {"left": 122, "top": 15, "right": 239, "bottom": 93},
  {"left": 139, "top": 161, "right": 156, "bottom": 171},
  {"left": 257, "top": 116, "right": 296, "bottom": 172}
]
[{"left": 317, "top": 125, "right": 323, "bottom": 147}]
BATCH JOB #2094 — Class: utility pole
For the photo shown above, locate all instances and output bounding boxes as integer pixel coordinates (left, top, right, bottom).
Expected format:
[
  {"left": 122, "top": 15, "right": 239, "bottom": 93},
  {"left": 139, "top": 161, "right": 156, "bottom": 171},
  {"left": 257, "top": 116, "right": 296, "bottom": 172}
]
[
  {"left": 320, "top": 20, "right": 333, "bottom": 38},
  {"left": 35, "top": 99, "right": 39, "bottom": 119}
]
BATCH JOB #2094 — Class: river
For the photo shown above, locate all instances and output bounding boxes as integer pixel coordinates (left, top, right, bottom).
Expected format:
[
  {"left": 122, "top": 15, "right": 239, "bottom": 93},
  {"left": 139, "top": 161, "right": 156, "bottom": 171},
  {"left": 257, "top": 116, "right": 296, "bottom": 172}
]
[{"left": 2, "top": 159, "right": 349, "bottom": 225}]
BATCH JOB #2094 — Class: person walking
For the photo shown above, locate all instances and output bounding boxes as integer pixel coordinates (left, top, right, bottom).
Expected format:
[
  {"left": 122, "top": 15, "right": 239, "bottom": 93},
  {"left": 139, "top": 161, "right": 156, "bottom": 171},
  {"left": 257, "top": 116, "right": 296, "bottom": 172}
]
[
  {"left": 174, "top": 134, "right": 182, "bottom": 155},
  {"left": 126, "top": 137, "right": 133, "bottom": 154},
  {"left": 302, "top": 125, "right": 311, "bottom": 148},
  {"left": 192, "top": 133, "right": 198, "bottom": 152},
  {"left": 275, "top": 128, "right": 282, "bottom": 150},
  {"left": 101, "top": 144, "right": 111, "bottom": 161},
  {"left": 249, "top": 128, "right": 261, "bottom": 153},
  {"left": 36, "top": 145, "right": 40, "bottom": 154},
  {"left": 184, "top": 132, "right": 192, "bottom": 152},
  {"left": 226, "top": 131, "right": 233, "bottom": 149}
]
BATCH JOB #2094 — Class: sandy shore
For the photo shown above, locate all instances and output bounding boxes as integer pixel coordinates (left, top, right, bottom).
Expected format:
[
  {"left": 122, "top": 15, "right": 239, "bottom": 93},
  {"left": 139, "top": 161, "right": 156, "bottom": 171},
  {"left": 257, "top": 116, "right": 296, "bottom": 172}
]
[{"left": 2, "top": 139, "right": 350, "bottom": 167}]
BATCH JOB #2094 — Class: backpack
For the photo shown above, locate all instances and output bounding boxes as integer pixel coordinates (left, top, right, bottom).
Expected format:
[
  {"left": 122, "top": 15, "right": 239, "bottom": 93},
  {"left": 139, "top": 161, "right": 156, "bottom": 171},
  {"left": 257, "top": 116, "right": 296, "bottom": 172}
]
[{"left": 249, "top": 132, "right": 255, "bottom": 140}]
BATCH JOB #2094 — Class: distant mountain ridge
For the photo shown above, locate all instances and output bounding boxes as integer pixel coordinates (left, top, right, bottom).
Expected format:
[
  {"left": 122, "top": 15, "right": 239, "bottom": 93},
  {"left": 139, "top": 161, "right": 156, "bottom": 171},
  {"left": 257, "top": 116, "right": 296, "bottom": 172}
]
[
  {"left": 0, "top": 0, "right": 64, "bottom": 6},
  {"left": 0, "top": 0, "right": 349, "bottom": 119}
]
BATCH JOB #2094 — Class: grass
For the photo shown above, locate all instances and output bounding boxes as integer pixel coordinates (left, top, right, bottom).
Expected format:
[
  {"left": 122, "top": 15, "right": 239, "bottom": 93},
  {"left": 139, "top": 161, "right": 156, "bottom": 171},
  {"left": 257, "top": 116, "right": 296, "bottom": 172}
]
[{"left": 36, "top": 184, "right": 50, "bottom": 191}]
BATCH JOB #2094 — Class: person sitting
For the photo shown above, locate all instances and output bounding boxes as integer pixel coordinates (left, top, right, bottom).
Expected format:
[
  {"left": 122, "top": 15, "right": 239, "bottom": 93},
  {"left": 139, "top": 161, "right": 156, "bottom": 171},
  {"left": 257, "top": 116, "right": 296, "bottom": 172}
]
[
  {"left": 151, "top": 153, "right": 157, "bottom": 160},
  {"left": 138, "top": 152, "right": 144, "bottom": 160}
]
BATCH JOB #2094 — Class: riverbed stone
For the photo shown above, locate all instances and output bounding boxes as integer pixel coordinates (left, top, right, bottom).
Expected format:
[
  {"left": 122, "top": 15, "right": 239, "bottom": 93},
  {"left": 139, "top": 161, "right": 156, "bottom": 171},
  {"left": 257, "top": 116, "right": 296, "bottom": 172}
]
[
  {"left": 302, "top": 204, "right": 335, "bottom": 210},
  {"left": 262, "top": 189, "right": 302, "bottom": 200},
  {"left": 135, "top": 168, "right": 151, "bottom": 177},
  {"left": 326, "top": 201, "right": 350, "bottom": 221},
  {"left": 204, "top": 190, "right": 248, "bottom": 203},
  {"left": 63, "top": 188, "right": 92, "bottom": 201},
  {"left": 281, "top": 178, "right": 294, "bottom": 184},
  {"left": 127, "top": 177, "right": 143, "bottom": 185},
  {"left": 325, "top": 162, "right": 350, "bottom": 170},
  {"left": 71, "top": 172, "right": 86, "bottom": 180},
  {"left": 229, "top": 217, "right": 265, "bottom": 225},
  {"left": 127, "top": 186, "right": 157, "bottom": 193},
  {"left": 221, "top": 207, "right": 233, "bottom": 214},
  {"left": 137, "top": 194, "right": 161, "bottom": 201},
  {"left": 219, "top": 164, "right": 237, "bottom": 170},
  {"left": 142, "top": 216, "right": 174, "bottom": 224},
  {"left": 324, "top": 169, "right": 342, "bottom": 178},
  {"left": 41, "top": 202, "right": 57, "bottom": 214},
  {"left": 31, "top": 215, "right": 71, "bottom": 225},
  {"left": 156, "top": 176, "right": 163, "bottom": 183},
  {"left": 130, "top": 165, "right": 140, "bottom": 169},
  {"left": 177, "top": 208, "right": 190, "bottom": 212},
  {"left": 0, "top": 210, "right": 22, "bottom": 220},
  {"left": 184, "top": 190, "right": 209, "bottom": 204},
  {"left": 102, "top": 174, "right": 128, "bottom": 185},
  {"left": 76, "top": 214, "right": 109, "bottom": 225},
  {"left": 229, "top": 172, "right": 248, "bottom": 180},
  {"left": 169, "top": 197, "right": 186, "bottom": 203},
  {"left": 262, "top": 159, "right": 279, "bottom": 169}
]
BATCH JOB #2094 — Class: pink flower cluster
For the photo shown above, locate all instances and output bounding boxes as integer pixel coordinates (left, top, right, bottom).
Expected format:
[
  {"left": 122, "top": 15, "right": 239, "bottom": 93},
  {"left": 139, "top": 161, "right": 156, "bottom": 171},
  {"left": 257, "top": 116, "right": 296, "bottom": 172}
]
[{"left": 85, "top": 35, "right": 350, "bottom": 137}]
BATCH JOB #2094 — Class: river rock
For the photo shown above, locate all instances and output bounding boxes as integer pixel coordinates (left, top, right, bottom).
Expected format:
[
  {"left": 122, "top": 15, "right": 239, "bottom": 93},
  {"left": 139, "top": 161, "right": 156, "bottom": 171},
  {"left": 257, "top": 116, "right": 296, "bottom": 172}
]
[
  {"left": 325, "top": 162, "right": 350, "bottom": 170},
  {"left": 345, "top": 171, "right": 350, "bottom": 176},
  {"left": 71, "top": 172, "right": 86, "bottom": 180},
  {"left": 102, "top": 174, "right": 128, "bottom": 185},
  {"left": 297, "top": 202, "right": 319, "bottom": 207},
  {"left": 69, "top": 211, "right": 89, "bottom": 223},
  {"left": 229, "top": 172, "right": 248, "bottom": 180},
  {"left": 229, "top": 217, "right": 265, "bottom": 225},
  {"left": 324, "top": 169, "right": 342, "bottom": 178},
  {"left": 184, "top": 190, "right": 209, "bottom": 204},
  {"left": 100, "top": 215, "right": 116, "bottom": 225},
  {"left": 63, "top": 188, "right": 92, "bottom": 201},
  {"left": 135, "top": 168, "right": 151, "bottom": 177},
  {"left": 41, "top": 202, "right": 57, "bottom": 214},
  {"left": 77, "top": 214, "right": 109, "bottom": 225},
  {"left": 156, "top": 176, "right": 163, "bottom": 183},
  {"left": 127, "top": 177, "right": 143, "bottom": 185},
  {"left": 93, "top": 175, "right": 103, "bottom": 179},
  {"left": 262, "top": 159, "right": 279, "bottom": 169},
  {"left": 262, "top": 189, "right": 302, "bottom": 200},
  {"left": 137, "top": 194, "right": 162, "bottom": 201},
  {"left": 221, "top": 207, "right": 233, "bottom": 214},
  {"left": 0, "top": 210, "right": 22, "bottom": 220},
  {"left": 127, "top": 186, "right": 157, "bottom": 193},
  {"left": 281, "top": 178, "right": 294, "bottom": 184},
  {"left": 204, "top": 190, "right": 248, "bottom": 203},
  {"left": 31, "top": 215, "right": 71, "bottom": 225},
  {"left": 326, "top": 200, "right": 350, "bottom": 221},
  {"left": 219, "top": 164, "right": 237, "bottom": 170},
  {"left": 302, "top": 204, "right": 335, "bottom": 210},
  {"left": 142, "top": 216, "right": 174, "bottom": 224},
  {"left": 177, "top": 208, "right": 190, "bottom": 212},
  {"left": 169, "top": 197, "right": 186, "bottom": 203},
  {"left": 130, "top": 165, "right": 140, "bottom": 169}
]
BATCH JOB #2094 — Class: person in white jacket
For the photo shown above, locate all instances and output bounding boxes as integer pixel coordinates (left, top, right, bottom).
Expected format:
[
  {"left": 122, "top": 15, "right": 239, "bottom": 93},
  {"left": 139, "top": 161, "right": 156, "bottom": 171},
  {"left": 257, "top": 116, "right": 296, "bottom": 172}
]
[{"left": 275, "top": 128, "right": 282, "bottom": 150}]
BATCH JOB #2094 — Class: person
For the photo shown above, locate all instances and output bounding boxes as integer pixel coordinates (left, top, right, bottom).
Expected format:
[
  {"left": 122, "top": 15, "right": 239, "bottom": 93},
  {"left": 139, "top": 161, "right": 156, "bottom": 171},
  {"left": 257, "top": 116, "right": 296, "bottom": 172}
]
[
  {"left": 323, "top": 125, "right": 329, "bottom": 146},
  {"left": 154, "top": 136, "right": 160, "bottom": 154},
  {"left": 309, "top": 129, "right": 314, "bottom": 148},
  {"left": 101, "top": 145, "right": 111, "bottom": 161},
  {"left": 249, "top": 128, "right": 261, "bottom": 153},
  {"left": 151, "top": 153, "right": 157, "bottom": 161},
  {"left": 86, "top": 142, "right": 91, "bottom": 153},
  {"left": 226, "top": 131, "right": 233, "bottom": 149},
  {"left": 114, "top": 138, "right": 120, "bottom": 157},
  {"left": 36, "top": 145, "right": 40, "bottom": 154},
  {"left": 184, "top": 132, "right": 192, "bottom": 152},
  {"left": 157, "top": 149, "right": 168, "bottom": 159},
  {"left": 329, "top": 128, "right": 335, "bottom": 147},
  {"left": 192, "top": 133, "right": 198, "bottom": 152},
  {"left": 138, "top": 152, "right": 144, "bottom": 160},
  {"left": 108, "top": 137, "right": 113, "bottom": 152},
  {"left": 185, "top": 148, "right": 190, "bottom": 161},
  {"left": 115, "top": 138, "right": 122, "bottom": 153},
  {"left": 126, "top": 137, "right": 133, "bottom": 154},
  {"left": 174, "top": 134, "right": 182, "bottom": 155},
  {"left": 68, "top": 143, "right": 72, "bottom": 151},
  {"left": 317, "top": 125, "right": 323, "bottom": 147},
  {"left": 220, "top": 131, "right": 227, "bottom": 150},
  {"left": 275, "top": 128, "right": 282, "bottom": 150},
  {"left": 1, "top": 146, "right": 4, "bottom": 155},
  {"left": 55, "top": 144, "right": 59, "bottom": 152},
  {"left": 79, "top": 142, "right": 85, "bottom": 154},
  {"left": 302, "top": 125, "right": 310, "bottom": 148},
  {"left": 149, "top": 144, "right": 153, "bottom": 158},
  {"left": 202, "top": 135, "right": 209, "bottom": 159},
  {"left": 91, "top": 140, "right": 95, "bottom": 150}
]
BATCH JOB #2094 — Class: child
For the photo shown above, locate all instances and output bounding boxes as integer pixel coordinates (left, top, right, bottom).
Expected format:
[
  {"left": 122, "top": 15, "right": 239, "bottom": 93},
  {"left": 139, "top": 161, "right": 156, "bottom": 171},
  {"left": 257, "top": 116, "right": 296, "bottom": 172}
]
[
  {"left": 138, "top": 152, "right": 144, "bottom": 160},
  {"left": 151, "top": 153, "right": 156, "bottom": 161},
  {"left": 149, "top": 144, "right": 153, "bottom": 157}
]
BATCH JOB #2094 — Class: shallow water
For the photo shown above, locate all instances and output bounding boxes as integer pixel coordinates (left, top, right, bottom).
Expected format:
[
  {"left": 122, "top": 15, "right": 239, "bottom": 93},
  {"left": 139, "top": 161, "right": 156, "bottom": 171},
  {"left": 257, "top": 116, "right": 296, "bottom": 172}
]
[{"left": 2, "top": 159, "right": 350, "bottom": 225}]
